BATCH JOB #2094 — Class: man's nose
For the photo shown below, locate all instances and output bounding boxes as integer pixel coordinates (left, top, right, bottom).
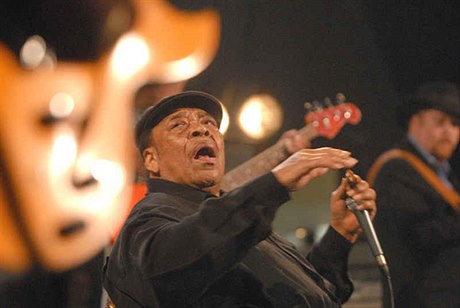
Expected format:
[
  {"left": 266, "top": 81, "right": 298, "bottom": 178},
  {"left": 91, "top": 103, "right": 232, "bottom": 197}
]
[{"left": 190, "top": 124, "right": 210, "bottom": 137}]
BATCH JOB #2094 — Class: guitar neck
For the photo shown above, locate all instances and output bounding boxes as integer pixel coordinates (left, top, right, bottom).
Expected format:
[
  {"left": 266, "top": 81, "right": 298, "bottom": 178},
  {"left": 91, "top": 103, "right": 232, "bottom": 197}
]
[{"left": 221, "top": 125, "right": 318, "bottom": 191}]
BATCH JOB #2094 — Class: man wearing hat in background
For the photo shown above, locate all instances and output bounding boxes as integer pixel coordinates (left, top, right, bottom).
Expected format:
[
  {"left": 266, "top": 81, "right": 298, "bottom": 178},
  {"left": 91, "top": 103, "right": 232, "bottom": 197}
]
[
  {"left": 368, "top": 81, "right": 460, "bottom": 308},
  {"left": 103, "top": 90, "right": 377, "bottom": 307}
]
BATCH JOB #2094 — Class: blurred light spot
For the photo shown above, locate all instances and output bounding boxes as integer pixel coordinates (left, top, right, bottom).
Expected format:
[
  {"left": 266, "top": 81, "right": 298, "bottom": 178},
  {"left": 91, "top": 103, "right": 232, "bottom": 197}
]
[
  {"left": 219, "top": 103, "right": 230, "bottom": 135},
  {"left": 166, "top": 56, "right": 200, "bottom": 82},
  {"left": 295, "top": 227, "right": 308, "bottom": 239},
  {"left": 50, "top": 133, "right": 78, "bottom": 173},
  {"left": 20, "top": 35, "right": 47, "bottom": 68},
  {"left": 238, "top": 94, "right": 283, "bottom": 140},
  {"left": 90, "top": 159, "right": 126, "bottom": 196},
  {"left": 49, "top": 93, "right": 75, "bottom": 119},
  {"left": 111, "top": 34, "right": 150, "bottom": 80},
  {"left": 40, "top": 52, "right": 57, "bottom": 69}
]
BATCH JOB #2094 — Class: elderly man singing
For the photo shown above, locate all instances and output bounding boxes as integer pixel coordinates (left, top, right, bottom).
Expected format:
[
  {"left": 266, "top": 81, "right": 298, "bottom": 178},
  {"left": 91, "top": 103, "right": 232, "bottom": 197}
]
[{"left": 103, "top": 91, "right": 377, "bottom": 308}]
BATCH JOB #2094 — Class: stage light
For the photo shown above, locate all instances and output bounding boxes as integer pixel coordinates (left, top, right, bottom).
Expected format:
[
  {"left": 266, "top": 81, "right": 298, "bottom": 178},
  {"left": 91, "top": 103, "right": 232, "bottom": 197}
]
[
  {"left": 295, "top": 227, "right": 308, "bottom": 240},
  {"left": 238, "top": 93, "right": 283, "bottom": 140}
]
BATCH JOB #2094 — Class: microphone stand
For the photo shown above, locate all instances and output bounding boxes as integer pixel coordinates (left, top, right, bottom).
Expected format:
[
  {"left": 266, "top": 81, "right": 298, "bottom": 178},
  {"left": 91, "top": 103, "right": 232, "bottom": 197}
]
[{"left": 345, "top": 170, "right": 395, "bottom": 308}]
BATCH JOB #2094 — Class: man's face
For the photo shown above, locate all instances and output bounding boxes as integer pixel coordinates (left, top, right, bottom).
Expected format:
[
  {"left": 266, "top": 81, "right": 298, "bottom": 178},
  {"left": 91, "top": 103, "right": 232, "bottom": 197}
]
[
  {"left": 410, "top": 109, "right": 460, "bottom": 160},
  {"left": 145, "top": 107, "right": 225, "bottom": 195}
]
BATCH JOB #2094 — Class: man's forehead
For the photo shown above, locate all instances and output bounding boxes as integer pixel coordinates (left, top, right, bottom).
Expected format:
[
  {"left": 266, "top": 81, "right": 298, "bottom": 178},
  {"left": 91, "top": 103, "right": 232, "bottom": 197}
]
[
  {"left": 419, "top": 109, "right": 460, "bottom": 125},
  {"left": 421, "top": 109, "right": 454, "bottom": 118},
  {"left": 165, "top": 107, "right": 213, "bottom": 121}
]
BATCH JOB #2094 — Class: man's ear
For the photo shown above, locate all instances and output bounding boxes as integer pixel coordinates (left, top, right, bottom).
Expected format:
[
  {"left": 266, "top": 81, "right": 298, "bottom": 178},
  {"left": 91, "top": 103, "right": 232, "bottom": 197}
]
[
  {"left": 143, "top": 147, "right": 159, "bottom": 176},
  {"left": 408, "top": 113, "right": 422, "bottom": 137}
]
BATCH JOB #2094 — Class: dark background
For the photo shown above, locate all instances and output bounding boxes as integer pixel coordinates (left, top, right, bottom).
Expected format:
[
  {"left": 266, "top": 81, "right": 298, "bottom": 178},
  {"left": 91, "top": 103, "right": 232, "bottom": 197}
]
[
  {"left": 171, "top": 3, "right": 459, "bottom": 304},
  {"left": 1, "top": 1, "right": 457, "bottom": 306},
  {"left": 171, "top": 0, "right": 460, "bottom": 178},
  {"left": 2, "top": 0, "right": 458, "bottom": 178}
]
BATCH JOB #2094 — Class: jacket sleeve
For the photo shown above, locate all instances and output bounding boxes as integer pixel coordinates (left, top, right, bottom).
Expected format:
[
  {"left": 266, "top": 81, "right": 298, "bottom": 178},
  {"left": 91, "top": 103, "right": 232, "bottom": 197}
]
[
  {"left": 307, "top": 226, "right": 354, "bottom": 303},
  {"left": 128, "top": 172, "right": 290, "bottom": 305}
]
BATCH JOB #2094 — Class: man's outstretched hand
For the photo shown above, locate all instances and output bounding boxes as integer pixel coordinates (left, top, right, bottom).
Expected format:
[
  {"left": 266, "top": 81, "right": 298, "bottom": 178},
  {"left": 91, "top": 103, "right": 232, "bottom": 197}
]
[{"left": 272, "top": 147, "right": 358, "bottom": 192}]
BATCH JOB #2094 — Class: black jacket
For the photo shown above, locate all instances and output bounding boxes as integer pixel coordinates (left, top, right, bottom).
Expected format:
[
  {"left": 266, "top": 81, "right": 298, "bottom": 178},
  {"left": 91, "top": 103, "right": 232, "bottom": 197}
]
[
  {"left": 104, "top": 173, "right": 354, "bottom": 307},
  {"left": 372, "top": 138, "right": 460, "bottom": 308}
]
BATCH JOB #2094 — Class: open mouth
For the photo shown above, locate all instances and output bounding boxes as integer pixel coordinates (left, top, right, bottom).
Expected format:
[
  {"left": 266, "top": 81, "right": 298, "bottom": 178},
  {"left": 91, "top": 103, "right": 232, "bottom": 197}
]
[{"left": 194, "top": 146, "right": 216, "bottom": 159}]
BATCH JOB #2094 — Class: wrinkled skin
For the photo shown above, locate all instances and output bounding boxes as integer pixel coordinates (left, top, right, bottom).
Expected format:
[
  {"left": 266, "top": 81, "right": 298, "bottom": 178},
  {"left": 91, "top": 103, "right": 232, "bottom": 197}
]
[{"left": 144, "top": 108, "right": 225, "bottom": 196}]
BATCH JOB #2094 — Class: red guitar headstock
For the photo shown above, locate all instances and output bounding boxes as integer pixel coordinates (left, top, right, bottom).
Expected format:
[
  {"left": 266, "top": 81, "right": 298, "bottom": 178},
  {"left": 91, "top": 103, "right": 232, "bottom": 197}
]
[{"left": 304, "top": 93, "right": 362, "bottom": 139}]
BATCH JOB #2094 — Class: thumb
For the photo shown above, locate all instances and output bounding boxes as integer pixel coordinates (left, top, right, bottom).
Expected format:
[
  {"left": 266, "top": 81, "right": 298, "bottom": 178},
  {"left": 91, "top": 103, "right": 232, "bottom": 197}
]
[{"left": 331, "top": 177, "right": 347, "bottom": 202}]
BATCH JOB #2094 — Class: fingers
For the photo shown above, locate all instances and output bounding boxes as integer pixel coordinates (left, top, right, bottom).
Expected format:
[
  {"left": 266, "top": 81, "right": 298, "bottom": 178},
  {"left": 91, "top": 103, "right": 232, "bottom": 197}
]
[
  {"left": 272, "top": 147, "right": 358, "bottom": 191},
  {"left": 278, "top": 147, "right": 358, "bottom": 174},
  {"left": 345, "top": 175, "right": 377, "bottom": 218},
  {"left": 282, "top": 129, "right": 311, "bottom": 153},
  {"left": 296, "top": 148, "right": 358, "bottom": 170},
  {"left": 346, "top": 177, "right": 375, "bottom": 203}
]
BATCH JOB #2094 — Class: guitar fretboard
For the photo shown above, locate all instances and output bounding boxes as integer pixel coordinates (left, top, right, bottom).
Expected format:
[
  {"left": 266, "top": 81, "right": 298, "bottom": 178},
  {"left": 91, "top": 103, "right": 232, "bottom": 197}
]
[{"left": 221, "top": 125, "right": 318, "bottom": 191}]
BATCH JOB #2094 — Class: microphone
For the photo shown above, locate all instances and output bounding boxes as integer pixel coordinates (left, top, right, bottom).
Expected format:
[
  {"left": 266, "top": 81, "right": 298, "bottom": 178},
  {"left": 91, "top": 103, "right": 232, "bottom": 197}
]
[
  {"left": 344, "top": 170, "right": 389, "bottom": 276},
  {"left": 345, "top": 197, "right": 389, "bottom": 274}
]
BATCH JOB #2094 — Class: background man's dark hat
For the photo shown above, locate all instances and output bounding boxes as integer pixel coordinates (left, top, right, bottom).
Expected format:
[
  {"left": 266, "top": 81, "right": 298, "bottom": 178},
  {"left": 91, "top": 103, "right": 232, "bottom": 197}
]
[
  {"left": 398, "top": 81, "right": 459, "bottom": 129},
  {"left": 135, "top": 91, "right": 223, "bottom": 153}
]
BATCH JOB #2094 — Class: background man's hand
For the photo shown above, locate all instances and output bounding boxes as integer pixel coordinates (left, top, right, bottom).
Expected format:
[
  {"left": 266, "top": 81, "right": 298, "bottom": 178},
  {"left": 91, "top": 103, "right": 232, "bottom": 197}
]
[{"left": 279, "top": 129, "right": 311, "bottom": 154}]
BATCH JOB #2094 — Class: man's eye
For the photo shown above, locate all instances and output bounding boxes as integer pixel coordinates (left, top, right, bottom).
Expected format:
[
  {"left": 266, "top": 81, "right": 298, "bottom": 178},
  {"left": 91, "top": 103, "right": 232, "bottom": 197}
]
[
  {"left": 204, "top": 119, "right": 217, "bottom": 126},
  {"left": 435, "top": 118, "right": 445, "bottom": 126},
  {"left": 172, "top": 122, "right": 186, "bottom": 128}
]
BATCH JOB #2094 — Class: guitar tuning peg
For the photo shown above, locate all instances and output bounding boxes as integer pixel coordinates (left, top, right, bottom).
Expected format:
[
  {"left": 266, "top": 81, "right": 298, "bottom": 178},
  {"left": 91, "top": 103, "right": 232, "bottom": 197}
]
[
  {"left": 323, "top": 97, "right": 333, "bottom": 107},
  {"left": 304, "top": 100, "right": 323, "bottom": 112},
  {"left": 304, "top": 101, "right": 322, "bottom": 112},
  {"left": 335, "top": 93, "right": 346, "bottom": 104},
  {"left": 304, "top": 101, "right": 313, "bottom": 112},
  {"left": 312, "top": 100, "right": 323, "bottom": 110}
]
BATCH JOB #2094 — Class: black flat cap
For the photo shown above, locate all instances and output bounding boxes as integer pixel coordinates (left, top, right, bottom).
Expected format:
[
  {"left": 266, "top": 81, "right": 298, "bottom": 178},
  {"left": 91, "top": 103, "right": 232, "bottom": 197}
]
[
  {"left": 135, "top": 91, "right": 223, "bottom": 153},
  {"left": 398, "top": 81, "right": 459, "bottom": 129}
]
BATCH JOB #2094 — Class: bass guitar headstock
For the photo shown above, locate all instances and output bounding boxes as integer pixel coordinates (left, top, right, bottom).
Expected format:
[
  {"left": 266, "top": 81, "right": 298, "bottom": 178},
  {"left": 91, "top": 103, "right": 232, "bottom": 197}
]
[
  {"left": 304, "top": 93, "right": 362, "bottom": 139},
  {"left": 0, "top": 0, "right": 220, "bottom": 273}
]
